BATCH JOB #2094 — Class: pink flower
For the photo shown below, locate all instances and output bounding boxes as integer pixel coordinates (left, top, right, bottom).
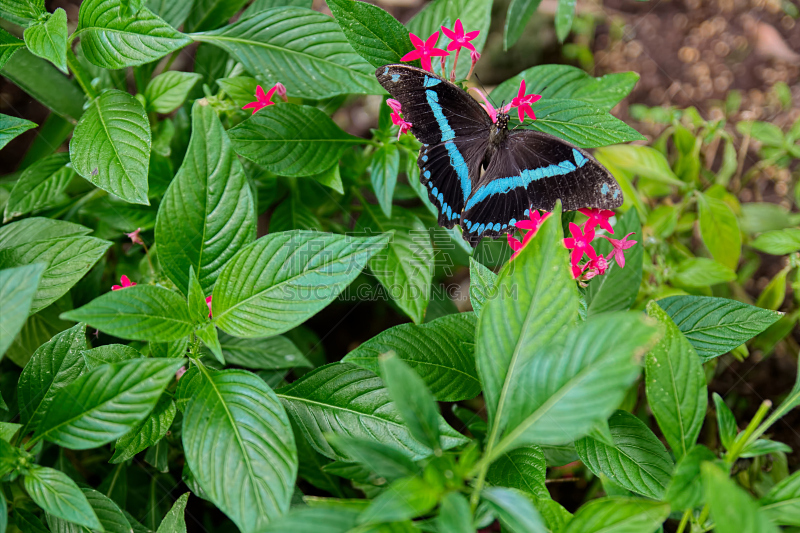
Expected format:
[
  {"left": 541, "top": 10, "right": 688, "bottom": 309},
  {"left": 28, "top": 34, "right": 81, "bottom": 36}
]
[
  {"left": 176, "top": 366, "right": 187, "bottom": 380},
  {"left": 515, "top": 209, "right": 551, "bottom": 233},
  {"left": 126, "top": 227, "right": 144, "bottom": 245},
  {"left": 206, "top": 295, "right": 213, "bottom": 318},
  {"left": 387, "top": 100, "right": 412, "bottom": 139},
  {"left": 507, "top": 233, "right": 525, "bottom": 260},
  {"left": 470, "top": 50, "right": 481, "bottom": 64},
  {"left": 587, "top": 255, "right": 609, "bottom": 275},
  {"left": 563, "top": 222, "right": 597, "bottom": 268},
  {"left": 401, "top": 31, "right": 449, "bottom": 72},
  {"left": 469, "top": 87, "right": 499, "bottom": 123},
  {"left": 504, "top": 80, "right": 542, "bottom": 123},
  {"left": 111, "top": 275, "right": 136, "bottom": 291},
  {"left": 441, "top": 19, "right": 480, "bottom": 52},
  {"left": 386, "top": 99, "right": 403, "bottom": 115},
  {"left": 579, "top": 208, "right": 615, "bottom": 234},
  {"left": 242, "top": 83, "right": 286, "bottom": 114},
  {"left": 603, "top": 232, "right": 637, "bottom": 269}
]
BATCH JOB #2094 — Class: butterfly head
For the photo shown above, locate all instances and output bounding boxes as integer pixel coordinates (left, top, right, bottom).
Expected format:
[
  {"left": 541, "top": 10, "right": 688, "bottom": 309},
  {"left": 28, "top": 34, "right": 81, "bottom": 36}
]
[{"left": 496, "top": 111, "right": 510, "bottom": 131}]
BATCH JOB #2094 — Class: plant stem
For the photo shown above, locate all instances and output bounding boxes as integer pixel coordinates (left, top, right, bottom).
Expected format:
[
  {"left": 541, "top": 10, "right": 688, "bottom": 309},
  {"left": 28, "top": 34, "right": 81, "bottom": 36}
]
[
  {"left": 725, "top": 399, "right": 772, "bottom": 465},
  {"left": 66, "top": 48, "right": 98, "bottom": 99},
  {"left": 676, "top": 509, "right": 691, "bottom": 533}
]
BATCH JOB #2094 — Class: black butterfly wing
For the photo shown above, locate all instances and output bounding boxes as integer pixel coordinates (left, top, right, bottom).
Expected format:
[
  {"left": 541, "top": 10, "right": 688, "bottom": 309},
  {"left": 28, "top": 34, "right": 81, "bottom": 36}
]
[
  {"left": 376, "top": 64, "right": 492, "bottom": 227},
  {"left": 460, "top": 130, "right": 623, "bottom": 247}
]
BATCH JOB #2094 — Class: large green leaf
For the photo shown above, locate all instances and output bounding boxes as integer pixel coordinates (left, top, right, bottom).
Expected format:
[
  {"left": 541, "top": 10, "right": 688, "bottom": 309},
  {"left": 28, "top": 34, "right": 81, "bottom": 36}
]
[
  {"left": 111, "top": 394, "right": 176, "bottom": 463},
  {"left": 702, "top": 462, "right": 779, "bottom": 533},
  {"left": 592, "top": 145, "right": 684, "bottom": 187},
  {"left": 0, "top": 111, "right": 36, "bottom": 150},
  {"left": 0, "top": 218, "right": 90, "bottom": 248},
  {"left": 492, "top": 65, "right": 639, "bottom": 112},
  {"left": 561, "top": 497, "right": 669, "bottom": 533},
  {"left": 4, "top": 152, "right": 74, "bottom": 221},
  {"left": 260, "top": 506, "right": 360, "bottom": 533},
  {"left": 585, "top": 208, "right": 643, "bottom": 315},
  {"left": 575, "top": 410, "right": 673, "bottom": 499},
  {"left": 697, "top": 192, "right": 741, "bottom": 271},
  {"left": 156, "top": 493, "right": 189, "bottom": 533},
  {"left": 358, "top": 475, "right": 440, "bottom": 525},
  {"left": 656, "top": 295, "right": 781, "bottom": 361},
  {"left": 482, "top": 487, "right": 547, "bottom": 533},
  {"left": 469, "top": 258, "right": 497, "bottom": 317},
  {"left": 213, "top": 230, "right": 390, "bottom": 338},
  {"left": 4, "top": 298, "right": 73, "bottom": 368},
  {"left": 750, "top": 228, "right": 800, "bottom": 255},
  {"left": 0, "top": 235, "right": 111, "bottom": 314},
  {"left": 324, "top": 434, "right": 418, "bottom": 481},
  {"left": 370, "top": 143, "right": 400, "bottom": 218},
  {"left": 217, "top": 332, "right": 312, "bottom": 370},
  {"left": 276, "top": 362, "right": 468, "bottom": 461},
  {"left": 156, "top": 101, "right": 255, "bottom": 295},
  {"left": 18, "top": 323, "right": 87, "bottom": 437},
  {"left": 82, "top": 344, "right": 142, "bottom": 370},
  {"left": 0, "top": 263, "right": 45, "bottom": 358},
  {"left": 82, "top": 487, "right": 133, "bottom": 533},
  {"left": 671, "top": 257, "right": 736, "bottom": 288},
  {"left": 437, "top": 492, "right": 473, "bottom": 533},
  {"left": 22, "top": 8, "right": 68, "bottom": 73},
  {"left": 269, "top": 194, "right": 321, "bottom": 232},
  {"left": 144, "top": 71, "right": 202, "bottom": 114},
  {"left": 23, "top": 465, "right": 101, "bottom": 529},
  {"left": 645, "top": 301, "right": 707, "bottom": 460},
  {"left": 229, "top": 104, "right": 364, "bottom": 178},
  {"left": 555, "top": 0, "right": 576, "bottom": 41},
  {"left": 486, "top": 446, "right": 548, "bottom": 499},
  {"left": 503, "top": 0, "right": 542, "bottom": 50},
  {"left": 70, "top": 89, "right": 151, "bottom": 204},
  {"left": 356, "top": 205, "right": 433, "bottom": 324},
  {"left": 343, "top": 313, "right": 479, "bottom": 402},
  {"left": 183, "top": 369, "right": 297, "bottom": 533},
  {"left": 75, "top": 0, "right": 191, "bottom": 69},
  {"left": 328, "top": 0, "right": 414, "bottom": 68},
  {"left": 0, "top": 29, "right": 25, "bottom": 70},
  {"left": 665, "top": 444, "right": 716, "bottom": 511},
  {"left": 759, "top": 470, "right": 800, "bottom": 526},
  {"left": 184, "top": 0, "right": 246, "bottom": 31},
  {"left": 34, "top": 358, "right": 184, "bottom": 449},
  {"left": 193, "top": 8, "right": 382, "bottom": 99},
  {"left": 145, "top": 0, "right": 192, "bottom": 28},
  {"left": 0, "top": 0, "right": 44, "bottom": 26},
  {"left": 63, "top": 285, "right": 195, "bottom": 342}
]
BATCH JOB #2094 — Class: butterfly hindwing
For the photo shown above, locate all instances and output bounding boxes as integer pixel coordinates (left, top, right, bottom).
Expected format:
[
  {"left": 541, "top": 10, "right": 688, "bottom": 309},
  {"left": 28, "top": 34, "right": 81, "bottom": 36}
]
[{"left": 461, "top": 130, "right": 622, "bottom": 246}]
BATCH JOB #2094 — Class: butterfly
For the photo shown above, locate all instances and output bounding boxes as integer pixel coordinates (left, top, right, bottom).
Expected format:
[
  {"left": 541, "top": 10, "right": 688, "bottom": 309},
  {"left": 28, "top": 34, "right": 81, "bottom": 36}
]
[{"left": 376, "top": 64, "right": 623, "bottom": 247}]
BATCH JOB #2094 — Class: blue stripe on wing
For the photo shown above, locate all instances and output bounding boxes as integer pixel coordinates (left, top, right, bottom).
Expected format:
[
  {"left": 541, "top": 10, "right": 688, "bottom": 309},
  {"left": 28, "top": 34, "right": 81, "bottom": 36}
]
[{"left": 424, "top": 86, "right": 472, "bottom": 202}]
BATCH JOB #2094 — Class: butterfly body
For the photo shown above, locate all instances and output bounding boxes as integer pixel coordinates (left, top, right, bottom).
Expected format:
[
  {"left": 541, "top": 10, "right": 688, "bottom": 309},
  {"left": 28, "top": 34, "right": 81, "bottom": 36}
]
[{"left": 376, "top": 64, "right": 623, "bottom": 247}]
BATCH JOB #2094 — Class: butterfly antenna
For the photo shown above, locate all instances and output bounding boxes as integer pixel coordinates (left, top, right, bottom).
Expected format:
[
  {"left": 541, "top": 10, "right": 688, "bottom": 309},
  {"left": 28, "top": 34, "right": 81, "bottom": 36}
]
[{"left": 473, "top": 73, "right": 497, "bottom": 107}]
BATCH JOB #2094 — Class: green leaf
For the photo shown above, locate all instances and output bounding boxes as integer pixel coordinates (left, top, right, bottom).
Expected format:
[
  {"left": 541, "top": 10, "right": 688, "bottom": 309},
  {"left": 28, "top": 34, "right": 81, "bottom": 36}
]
[
  {"left": 592, "top": 145, "right": 684, "bottom": 187},
  {"left": 0, "top": 263, "right": 45, "bottom": 358},
  {"left": 555, "top": 0, "right": 576, "bottom": 41},
  {"left": 260, "top": 506, "right": 360, "bottom": 533},
  {"left": 561, "top": 497, "right": 669, "bottom": 533},
  {"left": 4, "top": 152, "right": 74, "bottom": 221},
  {"left": 70, "top": 89, "right": 151, "bottom": 205},
  {"left": 184, "top": 0, "right": 246, "bottom": 31},
  {"left": 657, "top": 295, "right": 782, "bottom": 361},
  {"left": 4, "top": 298, "right": 73, "bottom": 367},
  {"left": 0, "top": 218, "right": 90, "bottom": 247},
  {"left": 0, "top": 235, "right": 111, "bottom": 314},
  {"left": 146, "top": 0, "right": 192, "bottom": 28},
  {"left": 486, "top": 446, "right": 548, "bottom": 499},
  {"left": 379, "top": 352, "right": 441, "bottom": 450},
  {"left": 75, "top": 0, "right": 191, "bottom": 69},
  {"left": 277, "top": 362, "right": 467, "bottom": 461},
  {"left": 111, "top": 393, "right": 176, "bottom": 463},
  {"left": 585, "top": 208, "right": 643, "bottom": 315},
  {"left": 759, "top": 469, "right": 800, "bottom": 526},
  {"left": 270, "top": 194, "right": 321, "bottom": 232},
  {"left": 371, "top": 143, "right": 400, "bottom": 218},
  {"left": 34, "top": 358, "right": 184, "bottom": 449},
  {"left": 14, "top": 508, "right": 49, "bottom": 533},
  {"left": 144, "top": 71, "right": 202, "bottom": 114},
  {"left": 644, "top": 301, "right": 706, "bottom": 460},
  {"left": 521, "top": 99, "right": 645, "bottom": 148},
  {"left": 697, "top": 192, "right": 741, "bottom": 271},
  {"left": 183, "top": 369, "right": 297, "bottom": 533},
  {"left": 23, "top": 465, "right": 101, "bottom": 529},
  {"left": 491, "top": 65, "right": 640, "bottom": 112},
  {"left": 120, "top": 0, "right": 144, "bottom": 17},
  {"left": 154, "top": 492, "right": 189, "bottom": 533},
  {"left": 0, "top": 0, "right": 44, "bottom": 25},
  {"left": 187, "top": 265, "right": 210, "bottom": 325},
  {"left": 713, "top": 393, "right": 737, "bottom": 450},
  {"left": 469, "top": 258, "right": 496, "bottom": 317},
  {"left": 63, "top": 285, "right": 195, "bottom": 342},
  {"left": 229, "top": 104, "right": 364, "bottom": 178},
  {"left": 739, "top": 439, "right": 791, "bottom": 458},
  {"left": 750, "top": 228, "right": 800, "bottom": 255},
  {"left": 156, "top": 101, "right": 255, "bottom": 295},
  {"left": 504, "top": 0, "right": 543, "bottom": 50},
  {"left": 437, "top": 492, "right": 473, "bottom": 533},
  {"left": 1, "top": 49, "right": 85, "bottom": 121},
  {"left": 671, "top": 257, "right": 736, "bottom": 288},
  {"left": 324, "top": 435, "right": 418, "bottom": 481},
  {"left": 18, "top": 323, "right": 87, "bottom": 437},
  {"left": 356, "top": 206, "right": 433, "bottom": 324},
  {"left": 82, "top": 344, "right": 142, "bottom": 369},
  {"left": 193, "top": 8, "right": 382, "bottom": 99},
  {"left": 358, "top": 476, "right": 440, "bottom": 525},
  {"left": 215, "top": 332, "right": 311, "bottom": 370},
  {"left": 736, "top": 121, "right": 784, "bottom": 147},
  {"left": 82, "top": 487, "right": 133, "bottom": 533},
  {"left": 575, "top": 410, "right": 673, "bottom": 499},
  {"left": 0, "top": 112, "right": 36, "bottom": 152},
  {"left": 664, "top": 444, "right": 716, "bottom": 511},
  {"left": 342, "top": 313, "right": 479, "bottom": 402},
  {"left": 23, "top": 8, "right": 68, "bottom": 73},
  {"left": 327, "top": 0, "right": 413, "bottom": 69},
  {"left": 482, "top": 487, "right": 547, "bottom": 533},
  {"left": 0, "top": 28, "right": 25, "bottom": 70},
  {"left": 702, "top": 462, "right": 779, "bottom": 533},
  {"left": 214, "top": 231, "right": 389, "bottom": 338}
]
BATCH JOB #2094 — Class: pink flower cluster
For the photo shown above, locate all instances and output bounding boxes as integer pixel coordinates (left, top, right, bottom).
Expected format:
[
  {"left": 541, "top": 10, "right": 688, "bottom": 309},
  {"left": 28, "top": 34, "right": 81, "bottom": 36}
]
[
  {"left": 243, "top": 82, "right": 288, "bottom": 114},
  {"left": 507, "top": 208, "right": 638, "bottom": 283},
  {"left": 386, "top": 99, "right": 412, "bottom": 140},
  {"left": 469, "top": 80, "right": 542, "bottom": 125},
  {"left": 401, "top": 20, "right": 481, "bottom": 82}
]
